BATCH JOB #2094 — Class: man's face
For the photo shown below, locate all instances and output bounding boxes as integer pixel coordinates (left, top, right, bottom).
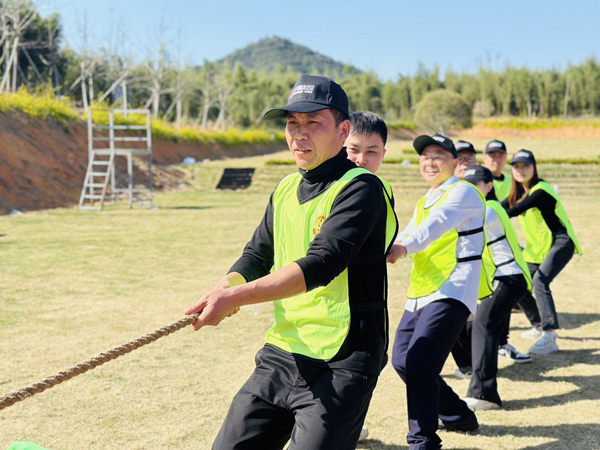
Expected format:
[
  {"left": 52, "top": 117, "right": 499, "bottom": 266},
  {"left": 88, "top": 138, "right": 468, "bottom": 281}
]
[
  {"left": 454, "top": 150, "right": 478, "bottom": 179},
  {"left": 483, "top": 151, "right": 507, "bottom": 176},
  {"left": 419, "top": 145, "right": 458, "bottom": 188},
  {"left": 286, "top": 110, "right": 350, "bottom": 171},
  {"left": 345, "top": 132, "right": 386, "bottom": 174}
]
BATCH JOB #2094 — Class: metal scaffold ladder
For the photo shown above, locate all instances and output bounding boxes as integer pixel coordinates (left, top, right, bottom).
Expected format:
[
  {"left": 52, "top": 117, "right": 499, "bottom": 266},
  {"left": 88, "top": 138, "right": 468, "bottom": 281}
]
[{"left": 79, "top": 109, "right": 153, "bottom": 210}]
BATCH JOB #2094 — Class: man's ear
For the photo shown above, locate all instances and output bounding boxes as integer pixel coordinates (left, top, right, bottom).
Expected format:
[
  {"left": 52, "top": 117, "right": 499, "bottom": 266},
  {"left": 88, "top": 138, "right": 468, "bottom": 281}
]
[{"left": 339, "top": 119, "right": 351, "bottom": 143}]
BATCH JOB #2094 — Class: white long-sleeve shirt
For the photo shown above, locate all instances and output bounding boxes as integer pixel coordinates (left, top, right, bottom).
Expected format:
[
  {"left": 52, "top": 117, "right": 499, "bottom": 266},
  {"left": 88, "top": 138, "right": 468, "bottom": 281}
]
[
  {"left": 398, "top": 176, "right": 485, "bottom": 314},
  {"left": 485, "top": 203, "right": 523, "bottom": 277}
]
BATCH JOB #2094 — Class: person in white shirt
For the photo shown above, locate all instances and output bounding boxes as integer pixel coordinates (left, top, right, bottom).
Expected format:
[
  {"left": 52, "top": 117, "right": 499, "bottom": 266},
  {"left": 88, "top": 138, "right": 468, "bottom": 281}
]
[
  {"left": 387, "top": 134, "right": 485, "bottom": 450},
  {"left": 459, "top": 165, "right": 533, "bottom": 411}
]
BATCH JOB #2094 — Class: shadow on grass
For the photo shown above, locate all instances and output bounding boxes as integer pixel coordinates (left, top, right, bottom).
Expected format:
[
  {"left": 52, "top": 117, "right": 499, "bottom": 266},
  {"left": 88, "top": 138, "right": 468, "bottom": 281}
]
[
  {"left": 497, "top": 348, "right": 600, "bottom": 411},
  {"left": 358, "top": 438, "right": 483, "bottom": 450},
  {"left": 478, "top": 423, "right": 600, "bottom": 450},
  {"left": 510, "top": 311, "right": 600, "bottom": 331}
]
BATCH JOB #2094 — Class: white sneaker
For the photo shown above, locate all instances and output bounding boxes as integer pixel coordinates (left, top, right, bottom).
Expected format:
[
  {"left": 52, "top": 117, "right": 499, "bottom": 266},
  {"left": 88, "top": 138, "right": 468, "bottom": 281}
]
[
  {"left": 529, "top": 331, "right": 559, "bottom": 354},
  {"left": 463, "top": 397, "right": 501, "bottom": 411},
  {"left": 454, "top": 368, "right": 472, "bottom": 380},
  {"left": 359, "top": 425, "right": 369, "bottom": 441},
  {"left": 498, "top": 343, "right": 532, "bottom": 364},
  {"left": 521, "top": 326, "right": 543, "bottom": 340}
]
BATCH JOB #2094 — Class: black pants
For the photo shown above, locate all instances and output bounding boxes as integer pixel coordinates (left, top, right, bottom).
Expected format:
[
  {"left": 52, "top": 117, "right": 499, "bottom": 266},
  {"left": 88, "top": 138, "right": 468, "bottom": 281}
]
[
  {"left": 518, "top": 232, "right": 575, "bottom": 331},
  {"left": 392, "top": 299, "right": 474, "bottom": 450},
  {"left": 212, "top": 346, "right": 378, "bottom": 450},
  {"left": 467, "top": 274, "right": 529, "bottom": 405}
]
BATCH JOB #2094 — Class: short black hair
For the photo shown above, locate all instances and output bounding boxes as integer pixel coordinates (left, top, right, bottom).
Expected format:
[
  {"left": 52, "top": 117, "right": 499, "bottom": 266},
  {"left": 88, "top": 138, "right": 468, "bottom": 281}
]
[
  {"left": 349, "top": 111, "right": 387, "bottom": 145},
  {"left": 330, "top": 107, "right": 350, "bottom": 127}
]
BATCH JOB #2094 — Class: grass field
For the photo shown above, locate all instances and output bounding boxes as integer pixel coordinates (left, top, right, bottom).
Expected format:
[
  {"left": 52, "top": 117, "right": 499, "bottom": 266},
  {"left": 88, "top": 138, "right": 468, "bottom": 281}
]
[{"left": 1, "top": 139, "right": 599, "bottom": 450}]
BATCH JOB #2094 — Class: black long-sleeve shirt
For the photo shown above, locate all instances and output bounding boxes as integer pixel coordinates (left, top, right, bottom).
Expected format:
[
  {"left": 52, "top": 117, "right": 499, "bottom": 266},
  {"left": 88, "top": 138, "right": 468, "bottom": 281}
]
[
  {"left": 229, "top": 148, "right": 396, "bottom": 374},
  {"left": 502, "top": 180, "right": 566, "bottom": 233}
]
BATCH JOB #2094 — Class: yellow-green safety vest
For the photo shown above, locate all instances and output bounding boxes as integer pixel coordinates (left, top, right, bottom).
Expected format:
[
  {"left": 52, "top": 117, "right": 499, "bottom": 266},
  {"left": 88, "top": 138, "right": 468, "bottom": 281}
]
[
  {"left": 483, "top": 200, "right": 533, "bottom": 292},
  {"left": 408, "top": 181, "right": 491, "bottom": 299},
  {"left": 493, "top": 174, "right": 512, "bottom": 202},
  {"left": 518, "top": 181, "right": 582, "bottom": 264},
  {"left": 267, "top": 167, "right": 397, "bottom": 360}
]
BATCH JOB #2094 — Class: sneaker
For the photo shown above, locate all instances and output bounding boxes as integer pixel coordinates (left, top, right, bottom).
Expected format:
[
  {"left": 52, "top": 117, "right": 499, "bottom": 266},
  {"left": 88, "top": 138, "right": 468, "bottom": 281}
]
[
  {"left": 529, "top": 331, "right": 559, "bottom": 354},
  {"left": 359, "top": 425, "right": 369, "bottom": 441},
  {"left": 438, "top": 413, "right": 479, "bottom": 433},
  {"left": 521, "top": 326, "right": 543, "bottom": 340},
  {"left": 463, "top": 397, "right": 501, "bottom": 411},
  {"left": 498, "top": 343, "right": 532, "bottom": 364},
  {"left": 454, "top": 368, "right": 472, "bottom": 380}
]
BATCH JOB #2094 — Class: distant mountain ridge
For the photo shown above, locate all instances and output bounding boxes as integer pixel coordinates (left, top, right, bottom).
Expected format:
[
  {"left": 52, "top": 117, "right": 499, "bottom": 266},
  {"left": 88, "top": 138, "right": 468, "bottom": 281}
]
[{"left": 219, "top": 36, "right": 360, "bottom": 77}]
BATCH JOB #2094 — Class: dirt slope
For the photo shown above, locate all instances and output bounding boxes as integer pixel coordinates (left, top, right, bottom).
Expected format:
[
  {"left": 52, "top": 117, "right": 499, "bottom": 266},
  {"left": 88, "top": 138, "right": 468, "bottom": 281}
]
[{"left": 0, "top": 111, "right": 285, "bottom": 214}]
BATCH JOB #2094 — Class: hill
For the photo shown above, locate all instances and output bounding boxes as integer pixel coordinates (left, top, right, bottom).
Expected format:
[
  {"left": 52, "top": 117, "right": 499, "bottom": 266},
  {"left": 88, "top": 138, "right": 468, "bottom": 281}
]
[{"left": 219, "top": 36, "right": 360, "bottom": 77}]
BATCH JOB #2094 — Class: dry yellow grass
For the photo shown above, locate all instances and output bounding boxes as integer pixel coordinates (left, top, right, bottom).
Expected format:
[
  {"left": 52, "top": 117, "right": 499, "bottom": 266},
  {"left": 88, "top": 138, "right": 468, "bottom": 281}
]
[{"left": 0, "top": 145, "right": 599, "bottom": 449}]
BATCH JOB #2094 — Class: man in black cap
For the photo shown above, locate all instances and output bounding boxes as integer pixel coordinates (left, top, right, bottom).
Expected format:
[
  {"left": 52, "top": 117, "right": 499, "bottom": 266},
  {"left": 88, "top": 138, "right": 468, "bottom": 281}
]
[
  {"left": 483, "top": 139, "right": 512, "bottom": 201},
  {"left": 387, "top": 133, "right": 485, "bottom": 450},
  {"left": 454, "top": 140, "right": 478, "bottom": 180},
  {"left": 185, "top": 74, "right": 397, "bottom": 449}
]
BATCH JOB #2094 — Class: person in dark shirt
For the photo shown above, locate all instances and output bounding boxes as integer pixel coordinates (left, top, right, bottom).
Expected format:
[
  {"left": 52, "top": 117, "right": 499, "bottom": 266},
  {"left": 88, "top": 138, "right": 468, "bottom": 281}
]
[
  {"left": 184, "top": 75, "right": 397, "bottom": 450},
  {"left": 503, "top": 150, "right": 582, "bottom": 355}
]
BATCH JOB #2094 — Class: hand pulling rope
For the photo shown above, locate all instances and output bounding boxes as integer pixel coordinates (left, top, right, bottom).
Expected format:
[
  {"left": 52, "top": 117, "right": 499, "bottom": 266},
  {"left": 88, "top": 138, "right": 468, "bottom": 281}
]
[{"left": 0, "top": 314, "right": 199, "bottom": 412}]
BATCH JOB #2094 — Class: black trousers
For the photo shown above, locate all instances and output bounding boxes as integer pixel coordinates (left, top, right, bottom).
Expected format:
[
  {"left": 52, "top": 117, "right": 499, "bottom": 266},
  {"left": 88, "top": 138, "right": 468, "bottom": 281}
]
[
  {"left": 392, "top": 299, "right": 474, "bottom": 450},
  {"left": 467, "top": 274, "right": 529, "bottom": 405},
  {"left": 212, "top": 346, "right": 378, "bottom": 450},
  {"left": 518, "top": 232, "right": 575, "bottom": 331}
]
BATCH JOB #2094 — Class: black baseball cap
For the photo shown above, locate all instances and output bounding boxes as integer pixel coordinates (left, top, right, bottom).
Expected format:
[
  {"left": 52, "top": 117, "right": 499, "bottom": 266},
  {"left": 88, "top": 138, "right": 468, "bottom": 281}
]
[
  {"left": 463, "top": 165, "right": 494, "bottom": 184},
  {"left": 485, "top": 139, "right": 507, "bottom": 154},
  {"left": 455, "top": 140, "right": 476, "bottom": 154},
  {"left": 413, "top": 134, "right": 457, "bottom": 158},
  {"left": 511, "top": 149, "right": 536, "bottom": 165},
  {"left": 264, "top": 75, "right": 349, "bottom": 119}
]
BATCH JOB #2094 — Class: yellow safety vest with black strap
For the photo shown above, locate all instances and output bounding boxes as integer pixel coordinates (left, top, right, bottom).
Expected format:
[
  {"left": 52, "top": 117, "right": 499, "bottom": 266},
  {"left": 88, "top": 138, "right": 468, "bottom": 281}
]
[
  {"left": 267, "top": 167, "right": 397, "bottom": 360},
  {"left": 493, "top": 174, "right": 512, "bottom": 202},
  {"left": 484, "top": 200, "right": 533, "bottom": 291},
  {"left": 407, "top": 181, "right": 491, "bottom": 299},
  {"left": 519, "top": 181, "right": 582, "bottom": 264}
]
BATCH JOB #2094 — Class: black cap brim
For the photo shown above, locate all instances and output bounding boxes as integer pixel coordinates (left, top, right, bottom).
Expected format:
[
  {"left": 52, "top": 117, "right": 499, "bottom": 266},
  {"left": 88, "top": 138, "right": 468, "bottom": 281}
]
[
  {"left": 264, "top": 102, "right": 331, "bottom": 120},
  {"left": 413, "top": 135, "right": 457, "bottom": 158},
  {"left": 510, "top": 157, "right": 535, "bottom": 165}
]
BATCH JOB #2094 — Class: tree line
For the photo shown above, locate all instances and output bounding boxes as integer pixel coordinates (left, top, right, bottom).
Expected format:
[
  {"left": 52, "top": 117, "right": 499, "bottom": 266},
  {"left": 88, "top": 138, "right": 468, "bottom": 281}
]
[{"left": 2, "top": 0, "right": 599, "bottom": 130}]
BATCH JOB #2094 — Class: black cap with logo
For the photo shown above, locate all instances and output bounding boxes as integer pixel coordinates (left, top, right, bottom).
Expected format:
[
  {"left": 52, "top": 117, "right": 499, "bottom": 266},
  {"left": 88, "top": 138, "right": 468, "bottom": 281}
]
[
  {"left": 511, "top": 149, "right": 536, "bottom": 165},
  {"left": 485, "top": 139, "right": 507, "bottom": 154},
  {"left": 413, "top": 134, "right": 457, "bottom": 158},
  {"left": 463, "top": 165, "right": 494, "bottom": 184},
  {"left": 455, "top": 140, "right": 476, "bottom": 154},
  {"left": 264, "top": 75, "right": 349, "bottom": 119}
]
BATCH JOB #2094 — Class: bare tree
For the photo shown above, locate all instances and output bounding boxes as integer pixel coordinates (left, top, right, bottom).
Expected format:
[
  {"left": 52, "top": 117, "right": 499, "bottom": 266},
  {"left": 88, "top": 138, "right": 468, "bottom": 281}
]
[{"left": 0, "top": 0, "right": 38, "bottom": 92}]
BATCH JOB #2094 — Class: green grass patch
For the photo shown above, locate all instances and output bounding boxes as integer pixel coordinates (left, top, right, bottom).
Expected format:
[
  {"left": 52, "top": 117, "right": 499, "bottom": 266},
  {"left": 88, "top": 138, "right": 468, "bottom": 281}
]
[
  {"left": 387, "top": 120, "right": 416, "bottom": 130},
  {"left": 479, "top": 117, "right": 600, "bottom": 129}
]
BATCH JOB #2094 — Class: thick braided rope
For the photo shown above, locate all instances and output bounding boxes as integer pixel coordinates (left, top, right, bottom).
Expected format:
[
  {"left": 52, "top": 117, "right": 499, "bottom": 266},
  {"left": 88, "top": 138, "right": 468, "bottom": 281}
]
[{"left": 0, "top": 314, "right": 199, "bottom": 412}]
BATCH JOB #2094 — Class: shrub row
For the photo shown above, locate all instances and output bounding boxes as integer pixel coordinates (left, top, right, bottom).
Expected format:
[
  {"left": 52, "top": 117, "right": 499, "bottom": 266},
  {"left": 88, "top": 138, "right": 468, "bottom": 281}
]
[
  {"left": 479, "top": 118, "right": 600, "bottom": 130},
  {"left": 0, "top": 90, "right": 286, "bottom": 147}
]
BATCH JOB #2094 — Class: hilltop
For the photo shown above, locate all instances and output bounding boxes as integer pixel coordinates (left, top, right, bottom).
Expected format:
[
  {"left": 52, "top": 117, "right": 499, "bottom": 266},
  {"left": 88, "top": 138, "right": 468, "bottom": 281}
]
[{"left": 219, "top": 36, "right": 360, "bottom": 76}]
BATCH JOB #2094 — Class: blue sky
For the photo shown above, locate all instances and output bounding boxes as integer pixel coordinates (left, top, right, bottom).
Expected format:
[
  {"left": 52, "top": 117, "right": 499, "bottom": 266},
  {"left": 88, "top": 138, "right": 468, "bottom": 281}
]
[{"left": 39, "top": 0, "right": 599, "bottom": 80}]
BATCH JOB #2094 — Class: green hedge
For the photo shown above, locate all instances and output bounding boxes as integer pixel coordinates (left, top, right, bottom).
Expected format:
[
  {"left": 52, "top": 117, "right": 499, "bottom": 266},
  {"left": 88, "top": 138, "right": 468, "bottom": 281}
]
[
  {"left": 479, "top": 118, "right": 600, "bottom": 130},
  {"left": 0, "top": 90, "right": 286, "bottom": 147}
]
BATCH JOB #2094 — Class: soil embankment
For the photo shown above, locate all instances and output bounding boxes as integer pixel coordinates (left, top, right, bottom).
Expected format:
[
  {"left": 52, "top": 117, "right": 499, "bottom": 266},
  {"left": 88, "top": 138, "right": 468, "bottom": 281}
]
[{"left": 0, "top": 111, "right": 286, "bottom": 214}]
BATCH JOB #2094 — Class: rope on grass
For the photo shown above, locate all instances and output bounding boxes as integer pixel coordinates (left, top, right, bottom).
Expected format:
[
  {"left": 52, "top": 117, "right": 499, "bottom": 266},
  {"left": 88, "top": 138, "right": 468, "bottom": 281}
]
[{"left": 0, "top": 313, "right": 199, "bottom": 412}]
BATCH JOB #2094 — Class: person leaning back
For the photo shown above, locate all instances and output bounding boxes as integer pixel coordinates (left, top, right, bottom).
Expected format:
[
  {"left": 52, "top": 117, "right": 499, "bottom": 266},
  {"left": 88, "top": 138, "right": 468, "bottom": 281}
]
[
  {"left": 184, "top": 75, "right": 398, "bottom": 450},
  {"left": 387, "top": 134, "right": 485, "bottom": 450}
]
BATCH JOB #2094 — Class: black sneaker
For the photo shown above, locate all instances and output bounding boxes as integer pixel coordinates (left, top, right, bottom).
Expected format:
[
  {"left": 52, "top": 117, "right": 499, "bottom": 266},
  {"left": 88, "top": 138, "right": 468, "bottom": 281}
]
[
  {"left": 438, "top": 414, "right": 479, "bottom": 433},
  {"left": 498, "top": 343, "right": 532, "bottom": 364}
]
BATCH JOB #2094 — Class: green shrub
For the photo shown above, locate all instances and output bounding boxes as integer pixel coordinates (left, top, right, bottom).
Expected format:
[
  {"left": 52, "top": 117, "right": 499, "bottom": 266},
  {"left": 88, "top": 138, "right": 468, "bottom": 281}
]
[
  {"left": 414, "top": 89, "right": 472, "bottom": 134},
  {"left": 480, "top": 118, "right": 600, "bottom": 129}
]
